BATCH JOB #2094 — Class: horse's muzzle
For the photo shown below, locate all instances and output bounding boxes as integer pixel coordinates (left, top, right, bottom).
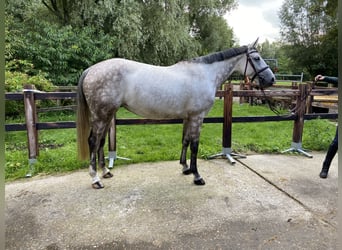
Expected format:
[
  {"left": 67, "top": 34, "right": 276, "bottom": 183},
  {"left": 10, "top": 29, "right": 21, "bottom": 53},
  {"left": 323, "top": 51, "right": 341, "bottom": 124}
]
[{"left": 259, "top": 72, "right": 275, "bottom": 89}]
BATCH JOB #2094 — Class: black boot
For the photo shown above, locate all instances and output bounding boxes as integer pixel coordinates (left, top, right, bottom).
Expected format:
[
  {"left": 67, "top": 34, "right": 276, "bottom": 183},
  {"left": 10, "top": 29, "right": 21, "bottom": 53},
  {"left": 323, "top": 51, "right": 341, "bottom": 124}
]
[
  {"left": 319, "top": 165, "right": 329, "bottom": 178},
  {"left": 320, "top": 143, "right": 338, "bottom": 179}
]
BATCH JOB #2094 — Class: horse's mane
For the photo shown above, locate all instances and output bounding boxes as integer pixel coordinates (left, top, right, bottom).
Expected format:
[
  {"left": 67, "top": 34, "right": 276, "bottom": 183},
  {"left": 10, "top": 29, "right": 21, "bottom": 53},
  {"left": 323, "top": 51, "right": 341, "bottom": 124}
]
[{"left": 190, "top": 46, "right": 248, "bottom": 64}]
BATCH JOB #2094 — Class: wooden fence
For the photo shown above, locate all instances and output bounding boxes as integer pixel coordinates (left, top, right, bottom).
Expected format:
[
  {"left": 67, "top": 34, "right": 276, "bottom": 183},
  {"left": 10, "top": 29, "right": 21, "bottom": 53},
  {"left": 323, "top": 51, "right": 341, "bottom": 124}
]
[{"left": 5, "top": 83, "right": 338, "bottom": 173}]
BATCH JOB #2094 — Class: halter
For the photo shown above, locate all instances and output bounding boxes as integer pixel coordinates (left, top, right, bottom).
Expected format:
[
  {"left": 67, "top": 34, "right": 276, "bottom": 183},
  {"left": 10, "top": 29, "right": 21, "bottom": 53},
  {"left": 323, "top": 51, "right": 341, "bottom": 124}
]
[{"left": 243, "top": 49, "right": 270, "bottom": 83}]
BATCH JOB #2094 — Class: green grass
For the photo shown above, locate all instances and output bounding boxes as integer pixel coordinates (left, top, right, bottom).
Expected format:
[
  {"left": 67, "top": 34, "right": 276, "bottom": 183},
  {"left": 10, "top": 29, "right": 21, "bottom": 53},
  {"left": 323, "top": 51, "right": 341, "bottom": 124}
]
[{"left": 5, "top": 100, "right": 336, "bottom": 181}]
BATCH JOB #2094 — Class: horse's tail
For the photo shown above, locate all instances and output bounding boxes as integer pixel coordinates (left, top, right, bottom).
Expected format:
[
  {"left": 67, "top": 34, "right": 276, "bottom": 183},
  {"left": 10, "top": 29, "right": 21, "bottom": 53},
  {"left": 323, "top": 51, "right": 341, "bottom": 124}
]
[{"left": 76, "top": 69, "right": 91, "bottom": 161}]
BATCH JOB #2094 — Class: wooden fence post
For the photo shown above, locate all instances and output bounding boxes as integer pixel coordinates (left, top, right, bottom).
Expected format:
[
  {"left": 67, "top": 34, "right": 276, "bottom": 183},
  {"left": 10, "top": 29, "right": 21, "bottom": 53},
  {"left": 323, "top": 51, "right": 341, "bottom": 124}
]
[
  {"left": 292, "top": 84, "right": 306, "bottom": 143},
  {"left": 107, "top": 117, "right": 116, "bottom": 169},
  {"left": 282, "top": 83, "right": 313, "bottom": 158},
  {"left": 107, "top": 115, "right": 130, "bottom": 168},
  {"left": 23, "top": 84, "right": 39, "bottom": 176},
  {"left": 209, "top": 83, "right": 245, "bottom": 164},
  {"left": 306, "top": 82, "right": 314, "bottom": 113},
  {"left": 222, "top": 83, "right": 233, "bottom": 149}
]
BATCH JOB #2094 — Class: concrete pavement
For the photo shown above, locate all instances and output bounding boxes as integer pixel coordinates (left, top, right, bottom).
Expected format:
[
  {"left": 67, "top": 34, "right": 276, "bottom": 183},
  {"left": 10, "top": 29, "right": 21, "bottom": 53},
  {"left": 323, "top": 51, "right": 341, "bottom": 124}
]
[{"left": 5, "top": 152, "right": 338, "bottom": 249}]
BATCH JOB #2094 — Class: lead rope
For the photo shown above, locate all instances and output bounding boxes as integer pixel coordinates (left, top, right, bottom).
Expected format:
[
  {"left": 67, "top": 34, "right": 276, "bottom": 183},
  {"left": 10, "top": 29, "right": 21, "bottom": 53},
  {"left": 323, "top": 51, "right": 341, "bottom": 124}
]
[
  {"left": 262, "top": 81, "right": 312, "bottom": 117},
  {"left": 261, "top": 88, "right": 283, "bottom": 116}
]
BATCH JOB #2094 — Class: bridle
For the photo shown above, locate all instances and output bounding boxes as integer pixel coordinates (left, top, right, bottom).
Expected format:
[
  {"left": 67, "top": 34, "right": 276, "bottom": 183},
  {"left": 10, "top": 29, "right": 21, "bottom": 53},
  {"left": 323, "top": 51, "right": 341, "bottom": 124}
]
[
  {"left": 243, "top": 48, "right": 282, "bottom": 115},
  {"left": 243, "top": 49, "right": 270, "bottom": 84}
]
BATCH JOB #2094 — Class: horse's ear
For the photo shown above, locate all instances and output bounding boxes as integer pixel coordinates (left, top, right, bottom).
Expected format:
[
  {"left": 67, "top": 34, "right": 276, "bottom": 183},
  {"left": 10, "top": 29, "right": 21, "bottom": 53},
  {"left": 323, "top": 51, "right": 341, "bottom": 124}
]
[{"left": 249, "top": 38, "right": 259, "bottom": 48}]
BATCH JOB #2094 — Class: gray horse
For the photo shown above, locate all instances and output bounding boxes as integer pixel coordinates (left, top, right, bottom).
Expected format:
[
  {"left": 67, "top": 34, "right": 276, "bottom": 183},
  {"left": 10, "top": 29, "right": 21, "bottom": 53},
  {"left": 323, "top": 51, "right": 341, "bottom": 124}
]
[{"left": 76, "top": 39, "right": 275, "bottom": 189}]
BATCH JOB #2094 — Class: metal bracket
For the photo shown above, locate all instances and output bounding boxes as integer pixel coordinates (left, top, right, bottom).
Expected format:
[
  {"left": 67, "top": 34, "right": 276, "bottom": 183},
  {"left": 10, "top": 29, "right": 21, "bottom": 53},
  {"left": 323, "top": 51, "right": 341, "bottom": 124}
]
[
  {"left": 26, "top": 158, "right": 37, "bottom": 177},
  {"left": 208, "top": 147, "right": 246, "bottom": 165},
  {"left": 282, "top": 142, "right": 313, "bottom": 158},
  {"left": 106, "top": 151, "right": 131, "bottom": 169}
]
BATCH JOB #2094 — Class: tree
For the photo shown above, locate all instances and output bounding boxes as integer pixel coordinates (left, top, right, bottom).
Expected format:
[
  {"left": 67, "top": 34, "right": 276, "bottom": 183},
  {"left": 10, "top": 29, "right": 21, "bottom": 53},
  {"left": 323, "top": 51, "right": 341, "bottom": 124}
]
[
  {"left": 16, "top": 22, "right": 115, "bottom": 85},
  {"left": 193, "top": 14, "right": 234, "bottom": 54},
  {"left": 138, "top": 1, "right": 200, "bottom": 65},
  {"left": 187, "top": 0, "right": 236, "bottom": 53},
  {"left": 41, "top": 0, "right": 76, "bottom": 25},
  {"left": 279, "top": 0, "right": 337, "bottom": 77},
  {"left": 6, "top": 0, "right": 237, "bottom": 85}
]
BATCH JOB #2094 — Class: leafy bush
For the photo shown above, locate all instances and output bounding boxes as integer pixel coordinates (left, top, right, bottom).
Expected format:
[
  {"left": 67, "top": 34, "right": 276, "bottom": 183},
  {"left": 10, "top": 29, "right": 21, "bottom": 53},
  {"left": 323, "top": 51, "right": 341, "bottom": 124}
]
[
  {"left": 5, "top": 68, "right": 56, "bottom": 92},
  {"left": 10, "top": 20, "right": 115, "bottom": 85},
  {"left": 5, "top": 65, "right": 56, "bottom": 116}
]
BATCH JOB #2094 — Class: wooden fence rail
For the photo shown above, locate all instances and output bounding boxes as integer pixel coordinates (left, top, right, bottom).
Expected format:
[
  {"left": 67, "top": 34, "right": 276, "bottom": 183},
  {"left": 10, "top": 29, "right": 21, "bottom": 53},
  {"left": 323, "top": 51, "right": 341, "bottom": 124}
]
[{"left": 5, "top": 83, "right": 338, "bottom": 174}]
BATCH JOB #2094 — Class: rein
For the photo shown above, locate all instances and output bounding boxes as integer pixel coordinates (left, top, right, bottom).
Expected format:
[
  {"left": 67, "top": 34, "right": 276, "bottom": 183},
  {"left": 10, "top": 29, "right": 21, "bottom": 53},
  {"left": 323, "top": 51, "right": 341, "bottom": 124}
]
[
  {"left": 261, "top": 83, "right": 311, "bottom": 117},
  {"left": 261, "top": 89, "right": 286, "bottom": 116}
]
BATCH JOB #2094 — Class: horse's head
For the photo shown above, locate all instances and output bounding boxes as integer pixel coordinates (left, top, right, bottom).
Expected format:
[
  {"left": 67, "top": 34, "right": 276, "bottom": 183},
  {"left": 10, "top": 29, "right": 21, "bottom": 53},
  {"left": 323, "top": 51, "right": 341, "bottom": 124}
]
[{"left": 244, "top": 38, "right": 275, "bottom": 89}]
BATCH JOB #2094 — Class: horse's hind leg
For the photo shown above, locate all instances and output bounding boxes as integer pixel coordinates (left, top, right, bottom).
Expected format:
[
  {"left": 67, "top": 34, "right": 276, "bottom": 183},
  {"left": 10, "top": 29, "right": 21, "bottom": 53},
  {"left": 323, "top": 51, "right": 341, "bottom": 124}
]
[
  {"left": 88, "top": 121, "right": 113, "bottom": 189},
  {"left": 88, "top": 130, "right": 104, "bottom": 189},
  {"left": 98, "top": 127, "right": 113, "bottom": 179},
  {"left": 181, "top": 116, "right": 205, "bottom": 185}
]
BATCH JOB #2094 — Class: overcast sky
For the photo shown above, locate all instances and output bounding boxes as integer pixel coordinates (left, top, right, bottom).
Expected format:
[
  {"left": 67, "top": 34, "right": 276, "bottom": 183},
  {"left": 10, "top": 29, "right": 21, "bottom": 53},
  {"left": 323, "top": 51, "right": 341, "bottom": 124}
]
[{"left": 224, "top": 0, "right": 284, "bottom": 45}]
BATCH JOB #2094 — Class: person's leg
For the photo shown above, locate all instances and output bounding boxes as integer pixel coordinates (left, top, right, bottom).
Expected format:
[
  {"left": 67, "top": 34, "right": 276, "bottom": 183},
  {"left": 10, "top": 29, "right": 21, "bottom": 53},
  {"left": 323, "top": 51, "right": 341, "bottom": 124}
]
[{"left": 320, "top": 127, "right": 338, "bottom": 178}]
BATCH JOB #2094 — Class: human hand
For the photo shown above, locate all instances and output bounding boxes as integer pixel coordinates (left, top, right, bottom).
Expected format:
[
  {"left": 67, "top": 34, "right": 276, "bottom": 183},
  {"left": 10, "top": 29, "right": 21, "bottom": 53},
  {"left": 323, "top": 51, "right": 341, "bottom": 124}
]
[{"left": 314, "top": 75, "right": 325, "bottom": 81}]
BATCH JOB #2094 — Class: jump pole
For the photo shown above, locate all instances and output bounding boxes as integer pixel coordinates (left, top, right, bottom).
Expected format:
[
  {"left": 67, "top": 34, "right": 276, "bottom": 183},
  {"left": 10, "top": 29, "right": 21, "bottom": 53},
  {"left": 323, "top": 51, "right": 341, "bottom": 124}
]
[{"left": 209, "top": 83, "right": 246, "bottom": 164}]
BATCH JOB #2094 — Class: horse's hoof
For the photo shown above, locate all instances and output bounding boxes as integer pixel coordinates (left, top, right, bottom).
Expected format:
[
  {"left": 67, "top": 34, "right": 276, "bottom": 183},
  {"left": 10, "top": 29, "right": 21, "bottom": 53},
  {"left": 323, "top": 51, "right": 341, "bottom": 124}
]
[
  {"left": 182, "top": 167, "right": 192, "bottom": 175},
  {"left": 103, "top": 172, "right": 113, "bottom": 178},
  {"left": 92, "top": 181, "right": 104, "bottom": 189},
  {"left": 194, "top": 178, "right": 205, "bottom": 185}
]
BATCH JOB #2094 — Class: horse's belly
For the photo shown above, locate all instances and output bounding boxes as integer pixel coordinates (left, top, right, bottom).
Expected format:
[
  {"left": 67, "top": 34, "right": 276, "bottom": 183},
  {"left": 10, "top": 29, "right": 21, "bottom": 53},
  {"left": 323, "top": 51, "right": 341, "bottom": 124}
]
[
  {"left": 123, "top": 93, "right": 214, "bottom": 119},
  {"left": 123, "top": 100, "right": 188, "bottom": 119},
  {"left": 122, "top": 73, "right": 215, "bottom": 119}
]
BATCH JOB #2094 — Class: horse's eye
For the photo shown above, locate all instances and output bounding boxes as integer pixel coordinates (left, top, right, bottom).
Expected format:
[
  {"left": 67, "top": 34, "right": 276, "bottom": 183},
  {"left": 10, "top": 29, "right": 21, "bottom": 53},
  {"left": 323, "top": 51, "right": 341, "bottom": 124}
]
[{"left": 254, "top": 56, "right": 260, "bottom": 61}]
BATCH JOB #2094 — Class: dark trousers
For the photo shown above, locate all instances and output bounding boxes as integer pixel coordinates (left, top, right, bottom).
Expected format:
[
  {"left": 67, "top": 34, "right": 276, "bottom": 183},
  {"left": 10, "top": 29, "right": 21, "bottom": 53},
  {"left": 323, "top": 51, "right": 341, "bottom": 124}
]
[{"left": 322, "top": 127, "right": 338, "bottom": 170}]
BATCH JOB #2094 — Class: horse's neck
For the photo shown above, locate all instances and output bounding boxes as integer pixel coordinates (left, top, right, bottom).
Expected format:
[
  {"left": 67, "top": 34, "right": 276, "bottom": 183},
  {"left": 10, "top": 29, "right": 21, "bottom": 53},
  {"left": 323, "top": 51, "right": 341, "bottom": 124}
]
[{"left": 206, "top": 54, "right": 246, "bottom": 86}]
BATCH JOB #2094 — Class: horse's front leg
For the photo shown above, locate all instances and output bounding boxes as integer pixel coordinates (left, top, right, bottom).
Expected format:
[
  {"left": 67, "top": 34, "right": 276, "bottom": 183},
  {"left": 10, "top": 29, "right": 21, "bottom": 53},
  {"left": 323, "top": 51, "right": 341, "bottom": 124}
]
[
  {"left": 190, "top": 139, "right": 205, "bottom": 185},
  {"left": 180, "top": 138, "right": 191, "bottom": 175}
]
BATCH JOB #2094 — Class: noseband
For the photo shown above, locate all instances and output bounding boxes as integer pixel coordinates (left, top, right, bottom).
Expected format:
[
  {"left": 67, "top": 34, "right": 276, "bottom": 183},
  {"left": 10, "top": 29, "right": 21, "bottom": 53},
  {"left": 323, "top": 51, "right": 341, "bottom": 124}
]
[{"left": 244, "top": 49, "right": 270, "bottom": 83}]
